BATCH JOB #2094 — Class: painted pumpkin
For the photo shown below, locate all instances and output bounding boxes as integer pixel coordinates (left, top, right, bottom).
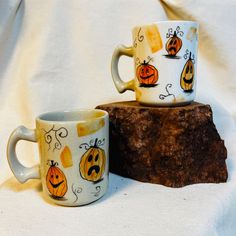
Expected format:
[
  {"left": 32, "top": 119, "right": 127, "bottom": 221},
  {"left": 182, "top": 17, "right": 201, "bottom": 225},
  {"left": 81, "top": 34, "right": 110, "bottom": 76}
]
[
  {"left": 80, "top": 138, "right": 106, "bottom": 182},
  {"left": 180, "top": 52, "right": 194, "bottom": 92},
  {"left": 166, "top": 31, "right": 182, "bottom": 56},
  {"left": 46, "top": 160, "right": 68, "bottom": 198},
  {"left": 136, "top": 60, "right": 158, "bottom": 87}
]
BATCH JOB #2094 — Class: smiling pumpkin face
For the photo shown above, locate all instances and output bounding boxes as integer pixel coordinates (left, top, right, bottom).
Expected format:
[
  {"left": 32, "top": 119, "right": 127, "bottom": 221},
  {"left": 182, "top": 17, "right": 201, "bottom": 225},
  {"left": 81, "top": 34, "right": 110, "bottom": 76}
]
[
  {"left": 180, "top": 56, "right": 194, "bottom": 92},
  {"left": 46, "top": 160, "right": 68, "bottom": 198},
  {"left": 136, "top": 61, "right": 158, "bottom": 87}
]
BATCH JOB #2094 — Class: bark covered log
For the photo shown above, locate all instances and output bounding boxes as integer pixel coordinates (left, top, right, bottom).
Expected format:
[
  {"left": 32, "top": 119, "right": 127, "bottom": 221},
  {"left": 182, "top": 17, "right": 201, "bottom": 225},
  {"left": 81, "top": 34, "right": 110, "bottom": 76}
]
[{"left": 97, "top": 101, "right": 228, "bottom": 187}]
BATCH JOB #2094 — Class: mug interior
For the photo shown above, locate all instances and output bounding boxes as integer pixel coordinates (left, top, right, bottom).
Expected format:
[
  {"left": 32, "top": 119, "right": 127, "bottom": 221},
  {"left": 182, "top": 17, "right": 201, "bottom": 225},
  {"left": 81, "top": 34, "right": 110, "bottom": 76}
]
[{"left": 37, "top": 109, "right": 107, "bottom": 122}]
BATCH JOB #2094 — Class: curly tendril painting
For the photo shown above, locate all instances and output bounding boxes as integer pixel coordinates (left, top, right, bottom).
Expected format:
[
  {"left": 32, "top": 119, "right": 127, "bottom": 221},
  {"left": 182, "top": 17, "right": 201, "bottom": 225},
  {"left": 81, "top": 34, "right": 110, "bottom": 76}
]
[
  {"left": 91, "top": 186, "right": 101, "bottom": 197},
  {"left": 133, "top": 27, "right": 144, "bottom": 48},
  {"left": 180, "top": 50, "right": 195, "bottom": 92},
  {"left": 136, "top": 57, "right": 158, "bottom": 87},
  {"left": 42, "top": 125, "right": 68, "bottom": 151},
  {"left": 79, "top": 138, "right": 106, "bottom": 183},
  {"left": 159, "top": 84, "right": 176, "bottom": 101},
  {"left": 71, "top": 184, "right": 83, "bottom": 203}
]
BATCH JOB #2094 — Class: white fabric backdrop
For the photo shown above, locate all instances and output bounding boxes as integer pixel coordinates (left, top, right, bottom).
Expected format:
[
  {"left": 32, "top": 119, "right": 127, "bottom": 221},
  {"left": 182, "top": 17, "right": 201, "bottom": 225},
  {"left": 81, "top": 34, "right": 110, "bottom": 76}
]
[{"left": 1, "top": 0, "right": 236, "bottom": 235}]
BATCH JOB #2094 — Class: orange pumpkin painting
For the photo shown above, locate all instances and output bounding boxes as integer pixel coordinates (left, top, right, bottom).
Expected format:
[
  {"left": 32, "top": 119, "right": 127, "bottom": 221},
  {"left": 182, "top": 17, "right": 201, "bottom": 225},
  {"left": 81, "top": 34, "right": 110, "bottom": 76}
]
[
  {"left": 180, "top": 52, "right": 195, "bottom": 92},
  {"left": 166, "top": 31, "right": 183, "bottom": 56},
  {"left": 79, "top": 138, "right": 106, "bottom": 183},
  {"left": 136, "top": 60, "right": 158, "bottom": 87},
  {"left": 46, "top": 160, "right": 68, "bottom": 198}
]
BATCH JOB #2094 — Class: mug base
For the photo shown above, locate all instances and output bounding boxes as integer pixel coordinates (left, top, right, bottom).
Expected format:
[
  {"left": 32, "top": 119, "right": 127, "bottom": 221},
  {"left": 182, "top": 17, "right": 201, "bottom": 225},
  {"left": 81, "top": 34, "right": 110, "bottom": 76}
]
[
  {"left": 45, "top": 189, "right": 107, "bottom": 207},
  {"left": 52, "top": 193, "right": 106, "bottom": 207},
  {"left": 138, "top": 101, "right": 193, "bottom": 107}
]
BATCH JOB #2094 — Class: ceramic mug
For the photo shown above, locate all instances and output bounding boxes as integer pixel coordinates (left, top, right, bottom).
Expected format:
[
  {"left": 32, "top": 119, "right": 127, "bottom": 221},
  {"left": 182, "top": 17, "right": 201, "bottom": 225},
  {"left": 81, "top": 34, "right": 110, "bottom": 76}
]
[
  {"left": 7, "top": 109, "right": 109, "bottom": 206},
  {"left": 111, "top": 21, "right": 199, "bottom": 106}
]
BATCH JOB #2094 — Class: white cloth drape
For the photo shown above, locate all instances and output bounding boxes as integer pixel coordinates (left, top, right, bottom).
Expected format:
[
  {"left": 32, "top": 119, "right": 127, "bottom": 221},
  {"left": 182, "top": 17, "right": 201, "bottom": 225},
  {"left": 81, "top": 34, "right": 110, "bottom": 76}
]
[{"left": 0, "top": 1, "right": 236, "bottom": 235}]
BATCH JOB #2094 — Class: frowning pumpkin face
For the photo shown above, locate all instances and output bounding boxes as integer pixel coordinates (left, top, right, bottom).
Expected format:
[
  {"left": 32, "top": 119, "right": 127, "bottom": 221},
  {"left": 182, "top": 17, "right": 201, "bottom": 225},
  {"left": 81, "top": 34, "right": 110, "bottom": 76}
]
[
  {"left": 46, "top": 160, "right": 68, "bottom": 198},
  {"left": 136, "top": 60, "right": 158, "bottom": 87},
  {"left": 79, "top": 138, "right": 106, "bottom": 183},
  {"left": 166, "top": 31, "right": 182, "bottom": 56}
]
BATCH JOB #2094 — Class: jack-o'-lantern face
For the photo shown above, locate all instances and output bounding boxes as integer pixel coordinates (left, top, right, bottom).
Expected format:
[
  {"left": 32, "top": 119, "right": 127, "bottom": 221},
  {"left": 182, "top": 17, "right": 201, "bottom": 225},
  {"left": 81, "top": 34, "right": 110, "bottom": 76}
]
[
  {"left": 46, "top": 160, "right": 68, "bottom": 198},
  {"left": 79, "top": 139, "right": 106, "bottom": 182},
  {"left": 136, "top": 60, "right": 158, "bottom": 87},
  {"left": 166, "top": 31, "right": 182, "bottom": 56},
  {"left": 180, "top": 52, "right": 195, "bottom": 92}
]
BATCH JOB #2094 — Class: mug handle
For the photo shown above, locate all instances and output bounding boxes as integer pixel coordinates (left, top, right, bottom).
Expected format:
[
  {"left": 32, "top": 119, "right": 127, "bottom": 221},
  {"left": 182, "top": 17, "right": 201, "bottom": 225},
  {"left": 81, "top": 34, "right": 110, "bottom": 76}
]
[
  {"left": 7, "top": 126, "right": 40, "bottom": 183},
  {"left": 111, "top": 45, "right": 135, "bottom": 93}
]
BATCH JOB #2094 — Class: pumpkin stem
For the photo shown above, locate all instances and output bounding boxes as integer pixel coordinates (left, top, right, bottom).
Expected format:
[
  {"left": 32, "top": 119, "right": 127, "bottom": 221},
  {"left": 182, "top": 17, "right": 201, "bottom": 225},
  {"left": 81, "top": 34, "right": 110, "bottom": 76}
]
[
  {"left": 47, "top": 160, "right": 58, "bottom": 166},
  {"left": 173, "top": 31, "right": 177, "bottom": 37},
  {"left": 94, "top": 138, "right": 98, "bottom": 147},
  {"left": 189, "top": 52, "right": 192, "bottom": 59}
]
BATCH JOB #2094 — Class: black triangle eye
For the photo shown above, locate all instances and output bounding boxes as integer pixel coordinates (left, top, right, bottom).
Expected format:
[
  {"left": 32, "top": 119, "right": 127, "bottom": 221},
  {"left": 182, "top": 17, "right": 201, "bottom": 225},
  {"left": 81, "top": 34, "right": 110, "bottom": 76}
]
[
  {"left": 95, "top": 154, "right": 99, "bottom": 162},
  {"left": 190, "top": 65, "right": 193, "bottom": 73},
  {"left": 186, "top": 65, "right": 189, "bottom": 73},
  {"left": 88, "top": 155, "right": 93, "bottom": 162}
]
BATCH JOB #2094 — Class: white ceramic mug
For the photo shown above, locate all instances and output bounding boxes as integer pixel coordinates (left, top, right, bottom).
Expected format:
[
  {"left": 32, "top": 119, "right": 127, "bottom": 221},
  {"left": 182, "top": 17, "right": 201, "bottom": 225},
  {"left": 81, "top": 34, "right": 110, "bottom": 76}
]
[
  {"left": 111, "top": 21, "right": 199, "bottom": 106},
  {"left": 7, "top": 109, "right": 109, "bottom": 206}
]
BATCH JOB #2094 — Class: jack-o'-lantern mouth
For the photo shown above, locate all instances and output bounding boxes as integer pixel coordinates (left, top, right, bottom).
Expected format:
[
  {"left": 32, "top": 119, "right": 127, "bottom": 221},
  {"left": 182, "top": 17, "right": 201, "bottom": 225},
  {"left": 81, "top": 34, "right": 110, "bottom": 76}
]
[
  {"left": 88, "top": 165, "right": 100, "bottom": 176},
  {"left": 183, "top": 77, "right": 193, "bottom": 84},
  {"left": 168, "top": 46, "right": 177, "bottom": 53},
  {"left": 140, "top": 74, "right": 155, "bottom": 80},
  {"left": 49, "top": 180, "right": 64, "bottom": 188}
]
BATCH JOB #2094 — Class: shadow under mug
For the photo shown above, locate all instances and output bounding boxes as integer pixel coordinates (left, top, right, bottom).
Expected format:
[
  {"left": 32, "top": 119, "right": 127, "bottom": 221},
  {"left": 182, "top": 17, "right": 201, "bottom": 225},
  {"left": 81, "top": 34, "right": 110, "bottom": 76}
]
[
  {"left": 7, "top": 109, "right": 109, "bottom": 206},
  {"left": 111, "top": 21, "right": 199, "bottom": 106}
]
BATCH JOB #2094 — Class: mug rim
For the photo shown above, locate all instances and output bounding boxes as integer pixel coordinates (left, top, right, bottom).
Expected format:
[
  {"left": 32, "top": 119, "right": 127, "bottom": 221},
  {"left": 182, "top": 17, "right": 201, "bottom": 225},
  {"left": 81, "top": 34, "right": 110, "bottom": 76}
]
[
  {"left": 36, "top": 109, "right": 108, "bottom": 124},
  {"left": 132, "top": 20, "right": 199, "bottom": 30}
]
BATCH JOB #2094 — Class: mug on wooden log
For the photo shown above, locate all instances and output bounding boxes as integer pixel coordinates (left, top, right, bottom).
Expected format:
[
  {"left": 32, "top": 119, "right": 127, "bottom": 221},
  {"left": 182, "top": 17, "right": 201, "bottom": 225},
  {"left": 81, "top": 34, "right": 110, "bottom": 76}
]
[{"left": 111, "top": 21, "right": 199, "bottom": 106}]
